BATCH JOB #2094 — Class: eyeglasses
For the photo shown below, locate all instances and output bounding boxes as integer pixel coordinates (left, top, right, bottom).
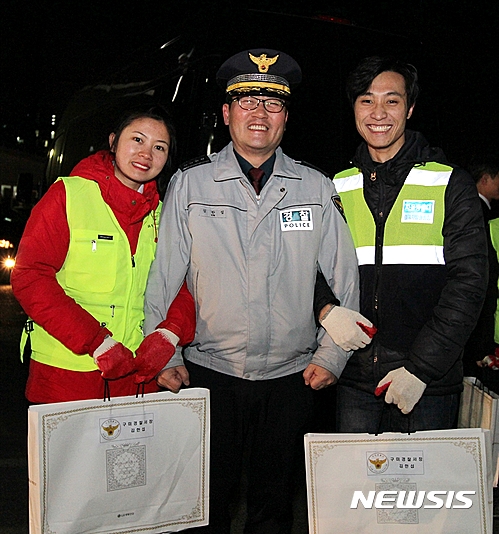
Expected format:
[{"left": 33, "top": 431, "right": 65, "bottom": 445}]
[{"left": 233, "top": 96, "right": 286, "bottom": 113}]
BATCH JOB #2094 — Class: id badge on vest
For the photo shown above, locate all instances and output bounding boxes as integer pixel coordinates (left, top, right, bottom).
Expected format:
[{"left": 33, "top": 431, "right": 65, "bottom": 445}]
[{"left": 401, "top": 200, "right": 435, "bottom": 224}]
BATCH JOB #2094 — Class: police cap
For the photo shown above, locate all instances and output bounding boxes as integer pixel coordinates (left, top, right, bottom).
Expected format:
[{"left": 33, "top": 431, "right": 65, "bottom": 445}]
[{"left": 216, "top": 49, "right": 302, "bottom": 99}]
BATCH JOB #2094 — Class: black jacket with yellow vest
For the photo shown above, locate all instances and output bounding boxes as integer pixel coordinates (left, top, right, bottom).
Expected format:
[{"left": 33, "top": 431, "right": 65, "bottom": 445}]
[{"left": 334, "top": 130, "right": 487, "bottom": 395}]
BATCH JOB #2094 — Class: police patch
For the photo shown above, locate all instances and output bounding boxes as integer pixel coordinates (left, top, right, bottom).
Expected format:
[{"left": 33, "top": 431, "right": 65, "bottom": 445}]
[
  {"left": 332, "top": 194, "right": 347, "bottom": 223},
  {"left": 279, "top": 208, "right": 313, "bottom": 231}
]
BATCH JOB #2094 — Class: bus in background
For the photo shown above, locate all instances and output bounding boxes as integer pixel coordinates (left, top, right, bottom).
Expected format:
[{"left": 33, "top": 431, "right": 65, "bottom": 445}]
[{"left": 45, "top": 6, "right": 421, "bottom": 192}]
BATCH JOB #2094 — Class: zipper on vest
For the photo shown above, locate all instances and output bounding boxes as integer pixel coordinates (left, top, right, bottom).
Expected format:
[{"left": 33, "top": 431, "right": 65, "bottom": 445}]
[
  {"left": 131, "top": 255, "right": 135, "bottom": 267},
  {"left": 373, "top": 344, "right": 381, "bottom": 382},
  {"left": 373, "top": 178, "right": 386, "bottom": 328}
]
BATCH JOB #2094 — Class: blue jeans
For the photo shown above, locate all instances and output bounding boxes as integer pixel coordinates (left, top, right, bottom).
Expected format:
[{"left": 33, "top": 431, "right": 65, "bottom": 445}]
[{"left": 336, "top": 384, "right": 459, "bottom": 434}]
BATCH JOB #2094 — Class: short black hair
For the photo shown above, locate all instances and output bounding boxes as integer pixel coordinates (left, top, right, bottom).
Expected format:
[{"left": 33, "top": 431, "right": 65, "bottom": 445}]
[
  {"left": 346, "top": 56, "right": 419, "bottom": 110},
  {"left": 468, "top": 154, "right": 499, "bottom": 183}
]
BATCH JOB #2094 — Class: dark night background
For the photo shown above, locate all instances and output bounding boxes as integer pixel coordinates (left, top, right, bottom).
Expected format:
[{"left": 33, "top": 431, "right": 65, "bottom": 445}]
[
  {"left": 2, "top": 2, "right": 499, "bottom": 532},
  {"left": 2, "top": 0, "right": 499, "bottom": 170}
]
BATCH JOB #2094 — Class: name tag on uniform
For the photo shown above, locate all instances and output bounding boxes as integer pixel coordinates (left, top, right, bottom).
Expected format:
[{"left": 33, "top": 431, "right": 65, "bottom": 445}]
[
  {"left": 401, "top": 200, "right": 435, "bottom": 224},
  {"left": 200, "top": 207, "right": 226, "bottom": 218},
  {"left": 279, "top": 208, "right": 313, "bottom": 231}
]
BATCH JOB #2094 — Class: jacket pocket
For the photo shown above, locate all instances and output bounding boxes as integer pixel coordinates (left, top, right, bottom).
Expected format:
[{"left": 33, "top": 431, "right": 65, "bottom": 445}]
[{"left": 64, "top": 229, "right": 118, "bottom": 292}]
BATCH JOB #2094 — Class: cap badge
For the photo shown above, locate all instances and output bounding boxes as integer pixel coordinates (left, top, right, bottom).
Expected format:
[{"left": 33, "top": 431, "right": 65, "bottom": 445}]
[{"left": 249, "top": 53, "right": 279, "bottom": 73}]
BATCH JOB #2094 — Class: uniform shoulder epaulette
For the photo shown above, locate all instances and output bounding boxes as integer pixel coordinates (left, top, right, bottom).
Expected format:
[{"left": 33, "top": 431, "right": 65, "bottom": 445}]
[
  {"left": 295, "top": 160, "right": 329, "bottom": 178},
  {"left": 180, "top": 155, "right": 211, "bottom": 171}
]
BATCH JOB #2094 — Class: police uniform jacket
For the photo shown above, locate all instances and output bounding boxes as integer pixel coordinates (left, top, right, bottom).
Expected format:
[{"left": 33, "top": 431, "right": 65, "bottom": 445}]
[
  {"left": 334, "top": 130, "right": 487, "bottom": 395},
  {"left": 144, "top": 142, "right": 360, "bottom": 380}
]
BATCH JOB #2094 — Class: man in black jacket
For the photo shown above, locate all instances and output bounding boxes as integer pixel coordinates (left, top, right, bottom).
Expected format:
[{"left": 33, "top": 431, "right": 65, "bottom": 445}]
[
  {"left": 318, "top": 56, "right": 488, "bottom": 433},
  {"left": 462, "top": 157, "right": 499, "bottom": 388}
]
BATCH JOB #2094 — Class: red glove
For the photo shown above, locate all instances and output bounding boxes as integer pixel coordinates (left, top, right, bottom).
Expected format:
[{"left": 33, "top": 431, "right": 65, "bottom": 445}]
[
  {"left": 134, "top": 329, "right": 178, "bottom": 384},
  {"left": 479, "top": 347, "right": 499, "bottom": 370},
  {"left": 91, "top": 336, "right": 136, "bottom": 380}
]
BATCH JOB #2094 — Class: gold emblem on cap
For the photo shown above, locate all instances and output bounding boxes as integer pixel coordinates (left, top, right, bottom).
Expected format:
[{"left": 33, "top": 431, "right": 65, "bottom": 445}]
[{"left": 249, "top": 53, "right": 279, "bottom": 73}]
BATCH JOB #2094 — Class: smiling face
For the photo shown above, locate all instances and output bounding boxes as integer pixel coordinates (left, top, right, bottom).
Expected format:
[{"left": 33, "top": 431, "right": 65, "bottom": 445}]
[
  {"left": 354, "top": 70, "right": 414, "bottom": 163},
  {"left": 109, "top": 117, "right": 170, "bottom": 190},
  {"left": 222, "top": 97, "right": 288, "bottom": 166}
]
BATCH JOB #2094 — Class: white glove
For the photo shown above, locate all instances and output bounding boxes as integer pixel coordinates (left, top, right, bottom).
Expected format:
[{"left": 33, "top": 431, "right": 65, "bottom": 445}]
[
  {"left": 479, "top": 355, "right": 499, "bottom": 370},
  {"left": 320, "top": 305, "right": 374, "bottom": 351},
  {"left": 477, "top": 348, "right": 499, "bottom": 370},
  {"left": 376, "top": 366, "right": 427, "bottom": 414}
]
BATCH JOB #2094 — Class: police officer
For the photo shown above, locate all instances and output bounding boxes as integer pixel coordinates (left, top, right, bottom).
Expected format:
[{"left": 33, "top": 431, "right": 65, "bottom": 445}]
[{"left": 143, "top": 49, "right": 361, "bottom": 533}]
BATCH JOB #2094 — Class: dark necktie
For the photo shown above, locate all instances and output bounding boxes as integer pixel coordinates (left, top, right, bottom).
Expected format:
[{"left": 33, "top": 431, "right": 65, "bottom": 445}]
[{"left": 248, "top": 167, "right": 265, "bottom": 195}]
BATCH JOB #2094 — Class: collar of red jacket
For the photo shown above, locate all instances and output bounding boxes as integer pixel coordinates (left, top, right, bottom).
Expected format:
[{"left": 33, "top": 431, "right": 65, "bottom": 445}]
[{"left": 69, "top": 150, "right": 160, "bottom": 224}]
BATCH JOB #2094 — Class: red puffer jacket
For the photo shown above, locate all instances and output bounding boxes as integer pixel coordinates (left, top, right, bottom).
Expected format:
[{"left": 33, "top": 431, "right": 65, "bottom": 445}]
[{"left": 12, "top": 150, "right": 195, "bottom": 357}]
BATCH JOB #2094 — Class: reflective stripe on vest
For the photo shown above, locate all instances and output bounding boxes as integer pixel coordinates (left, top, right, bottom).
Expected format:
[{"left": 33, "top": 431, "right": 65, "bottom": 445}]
[
  {"left": 26, "top": 177, "right": 160, "bottom": 371},
  {"left": 334, "top": 163, "right": 451, "bottom": 265},
  {"left": 489, "top": 218, "right": 499, "bottom": 344}
]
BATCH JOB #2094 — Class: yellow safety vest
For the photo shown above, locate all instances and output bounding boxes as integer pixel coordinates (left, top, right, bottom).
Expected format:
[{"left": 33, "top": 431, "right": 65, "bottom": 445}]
[
  {"left": 21, "top": 176, "right": 160, "bottom": 371},
  {"left": 489, "top": 218, "right": 499, "bottom": 344},
  {"left": 334, "top": 163, "right": 451, "bottom": 266}
]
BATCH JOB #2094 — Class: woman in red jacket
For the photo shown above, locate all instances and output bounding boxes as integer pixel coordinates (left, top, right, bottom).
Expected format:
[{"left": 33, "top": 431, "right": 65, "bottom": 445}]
[{"left": 12, "top": 106, "right": 195, "bottom": 403}]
